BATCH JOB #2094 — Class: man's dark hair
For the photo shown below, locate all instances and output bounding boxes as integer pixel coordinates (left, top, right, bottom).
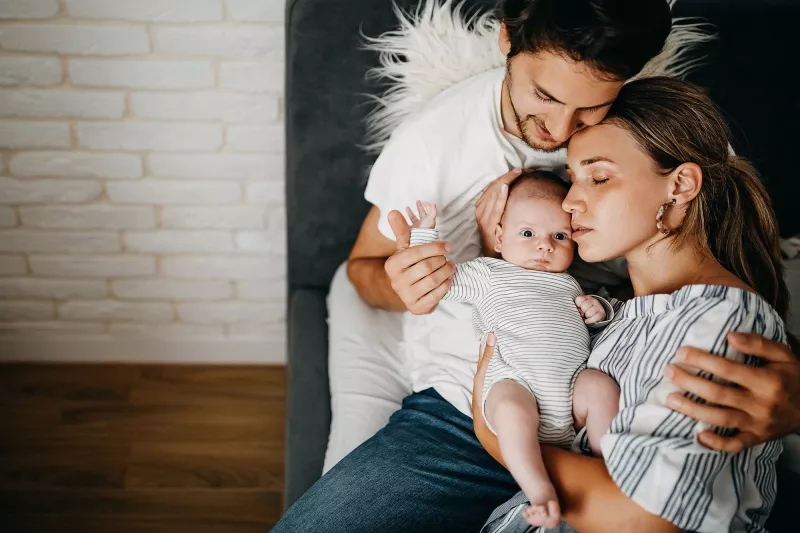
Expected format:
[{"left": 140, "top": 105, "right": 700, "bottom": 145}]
[{"left": 498, "top": 0, "right": 672, "bottom": 80}]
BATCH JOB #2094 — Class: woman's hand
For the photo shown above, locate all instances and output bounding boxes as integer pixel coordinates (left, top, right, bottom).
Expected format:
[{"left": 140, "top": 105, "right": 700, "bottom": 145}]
[
  {"left": 475, "top": 168, "right": 522, "bottom": 257},
  {"left": 384, "top": 210, "right": 455, "bottom": 315},
  {"left": 472, "top": 332, "right": 506, "bottom": 467},
  {"left": 664, "top": 332, "right": 800, "bottom": 452}
]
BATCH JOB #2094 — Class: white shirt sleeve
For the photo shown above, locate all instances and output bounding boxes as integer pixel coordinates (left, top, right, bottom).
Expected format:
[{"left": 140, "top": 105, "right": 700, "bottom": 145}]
[
  {"left": 601, "top": 297, "right": 786, "bottom": 532},
  {"left": 364, "top": 131, "right": 439, "bottom": 241}
]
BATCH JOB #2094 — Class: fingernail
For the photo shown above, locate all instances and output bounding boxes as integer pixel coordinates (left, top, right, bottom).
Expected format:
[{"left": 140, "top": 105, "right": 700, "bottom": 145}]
[
  {"left": 444, "top": 242, "right": 452, "bottom": 252},
  {"left": 663, "top": 365, "right": 675, "bottom": 380},
  {"left": 666, "top": 394, "right": 682, "bottom": 409},
  {"left": 487, "top": 332, "right": 496, "bottom": 346},
  {"left": 728, "top": 332, "right": 743, "bottom": 342},
  {"left": 501, "top": 183, "right": 507, "bottom": 192},
  {"left": 675, "top": 347, "right": 687, "bottom": 362},
  {"left": 697, "top": 432, "right": 715, "bottom": 448},
  {"left": 513, "top": 168, "right": 522, "bottom": 174}
]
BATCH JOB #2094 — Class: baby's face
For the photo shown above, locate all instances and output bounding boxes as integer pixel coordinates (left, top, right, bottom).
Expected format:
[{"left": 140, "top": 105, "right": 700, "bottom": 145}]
[{"left": 496, "top": 195, "right": 575, "bottom": 272}]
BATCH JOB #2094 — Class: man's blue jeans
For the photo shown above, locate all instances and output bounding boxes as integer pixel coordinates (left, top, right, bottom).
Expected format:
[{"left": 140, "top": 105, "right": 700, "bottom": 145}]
[{"left": 272, "top": 388, "right": 519, "bottom": 532}]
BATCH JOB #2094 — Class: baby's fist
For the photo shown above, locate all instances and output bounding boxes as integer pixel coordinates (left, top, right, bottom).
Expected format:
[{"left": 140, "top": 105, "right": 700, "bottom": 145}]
[
  {"left": 575, "top": 295, "right": 606, "bottom": 325},
  {"left": 406, "top": 200, "right": 438, "bottom": 229}
]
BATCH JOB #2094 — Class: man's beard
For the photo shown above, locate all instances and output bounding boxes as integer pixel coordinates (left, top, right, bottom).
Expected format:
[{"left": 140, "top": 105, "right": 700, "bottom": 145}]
[{"left": 507, "top": 78, "right": 567, "bottom": 153}]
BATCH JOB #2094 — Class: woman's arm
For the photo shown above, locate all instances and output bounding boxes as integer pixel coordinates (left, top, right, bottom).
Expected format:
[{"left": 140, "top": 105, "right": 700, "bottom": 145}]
[{"left": 472, "top": 335, "right": 681, "bottom": 533}]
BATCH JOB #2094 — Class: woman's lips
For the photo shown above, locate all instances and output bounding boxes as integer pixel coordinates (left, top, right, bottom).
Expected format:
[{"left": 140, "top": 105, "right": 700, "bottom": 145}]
[{"left": 572, "top": 226, "right": 593, "bottom": 240}]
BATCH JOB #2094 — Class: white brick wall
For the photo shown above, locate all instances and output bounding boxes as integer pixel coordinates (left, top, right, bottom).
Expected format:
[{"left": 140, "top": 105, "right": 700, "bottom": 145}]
[
  {"left": 0, "top": 1, "right": 287, "bottom": 362},
  {"left": 0, "top": 25, "right": 151, "bottom": 55},
  {"left": 66, "top": 0, "right": 223, "bottom": 23},
  {"left": 0, "top": 57, "right": 62, "bottom": 86},
  {"left": 0, "top": 1, "right": 59, "bottom": 20},
  {"left": 20, "top": 206, "right": 156, "bottom": 229},
  {"left": 11, "top": 152, "right": 143, "bottom": 179},
  {"left": 70, "top": 60, "right": 215, "bottom": 90}
]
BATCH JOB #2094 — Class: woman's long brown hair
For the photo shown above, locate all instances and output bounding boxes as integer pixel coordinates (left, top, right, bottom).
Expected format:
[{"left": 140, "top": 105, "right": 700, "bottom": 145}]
[{"left": 604, "top": 77, "right": 788, "bottom": 319}]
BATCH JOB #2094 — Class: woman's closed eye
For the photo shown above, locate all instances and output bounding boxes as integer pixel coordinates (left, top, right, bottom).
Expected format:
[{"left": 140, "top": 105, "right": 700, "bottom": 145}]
[{"left": 591, "top": 174, "right": 610, "bottom": 185}]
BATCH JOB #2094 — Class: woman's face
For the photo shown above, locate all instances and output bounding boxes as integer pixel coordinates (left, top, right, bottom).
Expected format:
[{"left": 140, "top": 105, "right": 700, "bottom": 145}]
[{"left": 563, "top": 123, "right": 669, "bottom": 263}]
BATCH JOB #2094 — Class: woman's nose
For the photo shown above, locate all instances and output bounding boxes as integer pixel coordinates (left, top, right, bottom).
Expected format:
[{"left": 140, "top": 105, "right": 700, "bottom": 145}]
[{"left": 562, "top": 187, "right": 585, "bottom": 213}]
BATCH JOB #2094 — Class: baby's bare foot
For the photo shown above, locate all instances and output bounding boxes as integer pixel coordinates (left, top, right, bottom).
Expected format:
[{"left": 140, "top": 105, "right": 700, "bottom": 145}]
[{"left": 521, "top": 484, "right": 561, "bottom": 529}]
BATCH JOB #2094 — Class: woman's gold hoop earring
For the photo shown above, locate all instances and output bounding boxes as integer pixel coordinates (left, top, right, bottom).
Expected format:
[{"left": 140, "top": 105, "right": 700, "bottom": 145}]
[{"left": 656, "top": 199, "right": 677, "bottom": 235}]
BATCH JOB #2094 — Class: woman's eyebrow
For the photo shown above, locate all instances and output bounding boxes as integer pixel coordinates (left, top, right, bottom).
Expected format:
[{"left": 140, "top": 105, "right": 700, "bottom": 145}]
[{"left": 565, "top": 157, "right": 617, "bottom": 171}]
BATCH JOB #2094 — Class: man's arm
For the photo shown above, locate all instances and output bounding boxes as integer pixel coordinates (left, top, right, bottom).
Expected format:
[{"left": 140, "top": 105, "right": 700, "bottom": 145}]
[
  {"left": 472, "top": 336, "right": 680, "bottom": 533},
  {"left": 347, "top": 206, "right": 406, "bottom": 311}
]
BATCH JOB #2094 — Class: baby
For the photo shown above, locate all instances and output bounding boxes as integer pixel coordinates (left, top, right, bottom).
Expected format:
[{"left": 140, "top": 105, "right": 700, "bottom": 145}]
[{"left": 407, "top": 170, "right": 620, "bottom": 529}]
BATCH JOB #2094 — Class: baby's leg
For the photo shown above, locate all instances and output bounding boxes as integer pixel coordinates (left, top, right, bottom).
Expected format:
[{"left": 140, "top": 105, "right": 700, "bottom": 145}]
[
  {"left": 485, "top": 379, "right": 560, "bottom": 529},
  {"left": 573, "top": 369, "right": 620, "bottom": 457}
]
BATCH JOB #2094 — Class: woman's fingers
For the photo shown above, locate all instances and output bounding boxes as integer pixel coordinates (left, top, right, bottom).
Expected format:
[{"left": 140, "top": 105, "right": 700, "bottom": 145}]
[{"left": 663, "top": 364, "right": 750, "bottom": 412}]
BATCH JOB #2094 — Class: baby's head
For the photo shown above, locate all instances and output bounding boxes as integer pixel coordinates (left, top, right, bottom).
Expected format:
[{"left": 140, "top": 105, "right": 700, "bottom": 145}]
[{"left": 494, "top": 170, "right": 574, "bottom": 272}]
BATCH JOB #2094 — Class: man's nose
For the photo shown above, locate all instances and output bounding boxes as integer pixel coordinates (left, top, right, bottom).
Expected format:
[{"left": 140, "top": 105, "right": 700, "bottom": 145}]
[{"left": 547, "top": 108, "right": 579, "bottom": 143}]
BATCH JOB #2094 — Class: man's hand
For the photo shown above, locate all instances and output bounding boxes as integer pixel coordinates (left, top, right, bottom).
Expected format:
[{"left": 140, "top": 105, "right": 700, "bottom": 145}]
[
  {"left": 575, "top": 295, "right": 607, "bottom": 325},
  {"left": 475, "top": 168, "right": 522, "bottom": 256},
  {"left": 664, "top": 332, "right": 800, "bottom": 452},
  {"left": 384, "top": 210, "right": 455, "bottom": 315}
]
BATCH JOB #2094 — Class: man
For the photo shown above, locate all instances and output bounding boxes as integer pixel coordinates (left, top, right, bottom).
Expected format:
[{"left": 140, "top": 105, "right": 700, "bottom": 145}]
[{"left": 273, "top": 1, "right": 800, "bottom": 531}]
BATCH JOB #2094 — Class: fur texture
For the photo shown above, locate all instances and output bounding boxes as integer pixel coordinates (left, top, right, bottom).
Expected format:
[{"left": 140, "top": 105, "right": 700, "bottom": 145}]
[{"left": 363, "top": 0, "right": 716, "bottom": 153}]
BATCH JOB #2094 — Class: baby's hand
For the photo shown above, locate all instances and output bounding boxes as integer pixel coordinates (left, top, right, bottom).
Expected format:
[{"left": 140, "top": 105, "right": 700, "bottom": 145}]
[
  {"left": 575, "top": 295, "right": 607, "bottom": 325},
  {"left": 406, "top": 200, "right": 438, "bottom": 229}
]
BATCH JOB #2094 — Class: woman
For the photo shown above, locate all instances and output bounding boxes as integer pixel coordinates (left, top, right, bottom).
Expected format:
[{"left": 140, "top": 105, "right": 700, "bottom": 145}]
[{"left": 474, "top": 76, "right": 799, "bottom": 532}]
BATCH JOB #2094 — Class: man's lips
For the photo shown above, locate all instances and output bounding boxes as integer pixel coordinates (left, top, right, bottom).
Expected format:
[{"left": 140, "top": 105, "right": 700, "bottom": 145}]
[{"left": 533, "top": 121, "right": 554, "bottom": 142}]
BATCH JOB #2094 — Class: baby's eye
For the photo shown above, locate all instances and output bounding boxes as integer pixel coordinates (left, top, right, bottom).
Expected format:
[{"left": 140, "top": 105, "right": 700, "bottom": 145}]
[
  {"left": 521, "top": 230, "right": 533, "bottom": 238},
  {"left": 554, "top": 233, "right": 568, "bottom": 241}
]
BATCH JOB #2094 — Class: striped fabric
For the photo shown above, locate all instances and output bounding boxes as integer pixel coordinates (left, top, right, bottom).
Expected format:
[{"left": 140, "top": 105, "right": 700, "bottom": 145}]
[
  {"left": 590, "top": 285, "right": 786, "bottom": 532},
  {"left": 485, "top": 285, "right": 787, "bottom": 533},
  {"left": 411, "top": 228, "right": 601, "bottom": 448}
]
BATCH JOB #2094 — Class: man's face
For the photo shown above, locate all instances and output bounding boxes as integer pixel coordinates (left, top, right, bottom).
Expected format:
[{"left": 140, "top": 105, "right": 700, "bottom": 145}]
[{"left": 502, "top": 49, "right": 625, "bottom": 152}]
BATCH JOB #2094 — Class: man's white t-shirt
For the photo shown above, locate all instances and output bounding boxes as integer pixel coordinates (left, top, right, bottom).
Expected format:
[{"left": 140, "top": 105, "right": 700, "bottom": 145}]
[{"left": 364, "top": 67, "right": 627, "bottom": 416}]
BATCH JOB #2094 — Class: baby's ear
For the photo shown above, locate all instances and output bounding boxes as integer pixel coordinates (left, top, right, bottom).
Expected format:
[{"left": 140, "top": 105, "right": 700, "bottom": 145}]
[{"left": 493, "top": 224, "right": 503, "bottom": 253}]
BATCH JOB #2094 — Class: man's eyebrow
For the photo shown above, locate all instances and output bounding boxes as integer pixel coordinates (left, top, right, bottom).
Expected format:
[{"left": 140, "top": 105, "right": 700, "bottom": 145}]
[
  {"left": 564, "top": 157, "right": 617, "bottom": 171},
  {"left": 533, "top": 82, "right": 615, "bottom": 111}
]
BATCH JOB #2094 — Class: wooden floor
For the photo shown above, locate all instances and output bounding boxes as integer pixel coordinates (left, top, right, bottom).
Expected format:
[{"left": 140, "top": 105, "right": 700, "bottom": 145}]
[{"left": 0, "top": 364, "right": 285, "bottom": 533}]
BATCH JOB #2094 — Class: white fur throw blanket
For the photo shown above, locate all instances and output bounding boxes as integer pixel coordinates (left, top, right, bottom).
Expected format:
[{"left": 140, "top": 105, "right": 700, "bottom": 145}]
[{"left": 362, "top": 0, "right": 716, "bottom": 153}]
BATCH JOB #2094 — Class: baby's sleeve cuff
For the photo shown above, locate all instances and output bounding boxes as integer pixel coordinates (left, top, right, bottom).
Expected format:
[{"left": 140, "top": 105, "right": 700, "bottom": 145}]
[
  {"left": 409, "top": 228, "right": 439, "bottom": 247},
  {"left": 587, "top": 295, "right": 615, "bottom": 329}
]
